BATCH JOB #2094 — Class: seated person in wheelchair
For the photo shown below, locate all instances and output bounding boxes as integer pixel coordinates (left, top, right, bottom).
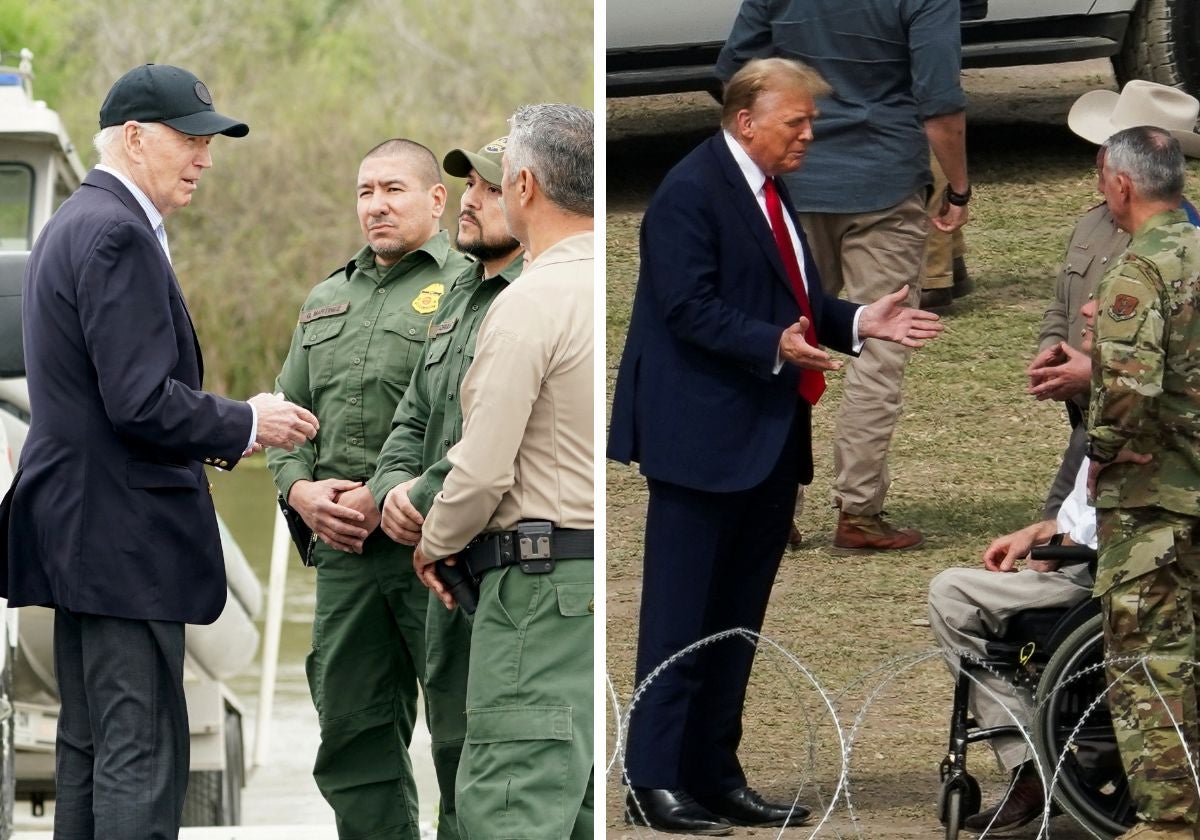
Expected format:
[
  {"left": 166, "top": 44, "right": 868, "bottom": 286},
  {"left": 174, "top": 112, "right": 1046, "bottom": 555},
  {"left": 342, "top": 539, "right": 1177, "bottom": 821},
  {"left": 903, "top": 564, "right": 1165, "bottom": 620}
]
[{"left": 928, "top": 455, "right": 1097, "bottom": 832}]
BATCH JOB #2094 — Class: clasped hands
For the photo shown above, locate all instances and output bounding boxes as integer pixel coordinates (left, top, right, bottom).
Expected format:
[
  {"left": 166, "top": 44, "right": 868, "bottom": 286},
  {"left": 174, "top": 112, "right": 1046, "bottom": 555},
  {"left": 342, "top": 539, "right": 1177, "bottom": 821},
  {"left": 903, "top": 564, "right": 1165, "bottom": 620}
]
[
  {"left": 1027, "top": 342, "right": 1090, "bottom": 402},
  {"left": 778, "top": 285, "right": 944, "bottom": 370},
  {"left": 382, "top": 481, "right": 457, "bottom": 607}
]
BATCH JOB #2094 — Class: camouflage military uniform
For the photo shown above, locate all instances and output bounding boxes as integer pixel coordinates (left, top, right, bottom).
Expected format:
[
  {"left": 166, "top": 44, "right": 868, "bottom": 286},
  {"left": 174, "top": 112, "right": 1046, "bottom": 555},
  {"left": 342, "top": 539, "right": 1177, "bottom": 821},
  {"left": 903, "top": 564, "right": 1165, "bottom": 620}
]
[{"left": 1089, "top": 208, "right": 1200, "bottom": 826}]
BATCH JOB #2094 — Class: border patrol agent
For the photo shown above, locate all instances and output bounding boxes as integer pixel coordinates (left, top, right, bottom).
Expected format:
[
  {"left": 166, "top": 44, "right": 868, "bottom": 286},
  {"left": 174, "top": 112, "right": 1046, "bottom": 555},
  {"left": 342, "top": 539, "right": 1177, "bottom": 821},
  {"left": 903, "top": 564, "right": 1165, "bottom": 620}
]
[
  {"left": 1088, "top": 126, "right": 1200, "bottom": 840},
  {"left": 268, "top": 139, "right": 469, "bottom": 840},
  {"left": 413, "top": 104, "right": 595, "bottom": 840},
  {"left": 367, "top": 136, "right": 524, "bottom": 839}
]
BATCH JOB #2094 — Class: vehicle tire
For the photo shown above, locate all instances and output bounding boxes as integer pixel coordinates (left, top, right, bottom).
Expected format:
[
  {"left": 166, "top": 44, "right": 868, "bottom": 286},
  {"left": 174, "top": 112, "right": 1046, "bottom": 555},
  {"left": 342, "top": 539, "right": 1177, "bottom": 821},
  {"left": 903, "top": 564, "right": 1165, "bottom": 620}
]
[
  {"left": 180, "top": 707, "right": 243, "bottom": 827},
  {"left": 1114, "top": 0, "right": 1200, "bottom": 96},
  {"left": 1032, "top": 613, "right": 1134, "bottom": 838}
]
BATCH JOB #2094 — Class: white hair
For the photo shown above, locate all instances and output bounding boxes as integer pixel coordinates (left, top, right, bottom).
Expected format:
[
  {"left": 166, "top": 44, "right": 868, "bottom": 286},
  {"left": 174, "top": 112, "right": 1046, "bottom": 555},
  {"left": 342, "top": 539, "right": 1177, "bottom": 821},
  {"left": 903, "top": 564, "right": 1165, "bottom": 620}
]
[{"left": 92, "top": 122, "right": 164, "bottom": 165}]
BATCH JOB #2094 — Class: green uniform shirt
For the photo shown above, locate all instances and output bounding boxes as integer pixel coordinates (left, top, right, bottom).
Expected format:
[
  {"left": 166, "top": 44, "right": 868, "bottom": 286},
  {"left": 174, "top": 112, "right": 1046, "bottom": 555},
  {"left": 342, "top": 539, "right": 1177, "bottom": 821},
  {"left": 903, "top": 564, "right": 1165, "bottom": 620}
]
[
  {"left": 368, "top": 251, "right": 524, "bottom": 514},
  {"left": 1089, "top": 208, "right": 1200, "bottom": 516},
  {"left": 268, "top": 232, "right": 471, "bottom": 497}
]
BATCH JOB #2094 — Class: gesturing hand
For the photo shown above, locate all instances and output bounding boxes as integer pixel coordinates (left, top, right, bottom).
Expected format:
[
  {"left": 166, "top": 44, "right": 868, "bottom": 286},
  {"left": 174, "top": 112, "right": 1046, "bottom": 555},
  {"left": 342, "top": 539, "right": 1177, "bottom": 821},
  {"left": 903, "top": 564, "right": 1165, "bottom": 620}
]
[
  {"left": 857, "top": 285, "right": 945, "bottom": 348},
  {"left": 778, "top": 317, "right": 843, "bottom": 371},
  {"left": 249, "top": 393, "right": 319, "bottom": 451}
]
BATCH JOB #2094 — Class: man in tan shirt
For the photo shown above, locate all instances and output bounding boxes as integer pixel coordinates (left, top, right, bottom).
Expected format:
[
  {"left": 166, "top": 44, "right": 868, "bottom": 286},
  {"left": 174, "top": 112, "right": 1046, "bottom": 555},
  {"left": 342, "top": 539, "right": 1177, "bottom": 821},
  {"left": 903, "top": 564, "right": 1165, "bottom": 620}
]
[{"left": 412, "top": 103, "right": 595, "bottom": 840}]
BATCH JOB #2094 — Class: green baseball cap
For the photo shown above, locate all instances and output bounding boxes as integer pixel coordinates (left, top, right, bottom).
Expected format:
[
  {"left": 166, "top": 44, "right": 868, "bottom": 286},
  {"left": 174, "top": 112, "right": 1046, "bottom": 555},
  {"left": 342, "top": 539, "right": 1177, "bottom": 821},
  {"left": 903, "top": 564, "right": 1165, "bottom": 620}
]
[
  {"left": 442, "top": 136, "right": 507, "bottom": 186},
  {"left": 99, "top": 64, "right": 249, "bottom": 138}
]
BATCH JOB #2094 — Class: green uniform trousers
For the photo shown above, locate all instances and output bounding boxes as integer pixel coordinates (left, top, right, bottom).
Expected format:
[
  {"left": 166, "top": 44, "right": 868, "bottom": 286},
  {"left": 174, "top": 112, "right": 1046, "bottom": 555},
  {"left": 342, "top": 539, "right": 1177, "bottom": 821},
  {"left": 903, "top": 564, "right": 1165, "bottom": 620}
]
[
  {"left": 456, "top": 558, "right": 594, "bottom": 840},
  {"left": 424, "top": 590, "right": 473, "bottom": 839},
  {"left": 1098, "top": 507, "right": 1200, "bottom": 826},
  {"left": 307, "top": 537, "right": 431, "bottom": 840}
]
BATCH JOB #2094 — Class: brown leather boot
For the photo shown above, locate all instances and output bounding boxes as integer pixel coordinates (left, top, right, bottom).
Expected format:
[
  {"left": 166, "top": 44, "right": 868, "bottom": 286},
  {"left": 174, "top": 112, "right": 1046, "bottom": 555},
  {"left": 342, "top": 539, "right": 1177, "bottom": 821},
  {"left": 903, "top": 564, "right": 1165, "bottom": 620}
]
[
  {"left": 832, "top": 512, "right": 924, "bottom": 554},
  {"left": 963, "top": 761, "right": 1044, "bottom": 833}
]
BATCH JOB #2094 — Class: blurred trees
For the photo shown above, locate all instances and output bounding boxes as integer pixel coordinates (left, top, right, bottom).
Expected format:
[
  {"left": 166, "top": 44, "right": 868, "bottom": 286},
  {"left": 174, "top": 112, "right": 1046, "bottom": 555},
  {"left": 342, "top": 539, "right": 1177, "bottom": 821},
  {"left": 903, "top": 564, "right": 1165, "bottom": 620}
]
[{"left": 6, "top": 0, "right": 593, "bottom": 395}]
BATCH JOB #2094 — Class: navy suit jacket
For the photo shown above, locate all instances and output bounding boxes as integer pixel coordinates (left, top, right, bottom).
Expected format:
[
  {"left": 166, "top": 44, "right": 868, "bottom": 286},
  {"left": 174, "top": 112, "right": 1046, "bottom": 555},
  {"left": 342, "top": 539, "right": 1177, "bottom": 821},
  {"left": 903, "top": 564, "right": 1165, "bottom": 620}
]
[
  {"left": 0, "top": 170, "right": 253, "bottom": 624},
  {"left": 608, "top": 133, "right": 860, "bottom": 493}
]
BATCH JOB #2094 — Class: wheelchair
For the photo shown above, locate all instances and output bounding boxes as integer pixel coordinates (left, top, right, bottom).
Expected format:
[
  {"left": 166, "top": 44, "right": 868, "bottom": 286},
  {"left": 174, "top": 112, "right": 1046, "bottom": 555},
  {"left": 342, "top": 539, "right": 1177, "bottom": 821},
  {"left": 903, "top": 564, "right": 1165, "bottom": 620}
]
[{"left": 937, "top": 544, "right": 1136, "bottom": 839}]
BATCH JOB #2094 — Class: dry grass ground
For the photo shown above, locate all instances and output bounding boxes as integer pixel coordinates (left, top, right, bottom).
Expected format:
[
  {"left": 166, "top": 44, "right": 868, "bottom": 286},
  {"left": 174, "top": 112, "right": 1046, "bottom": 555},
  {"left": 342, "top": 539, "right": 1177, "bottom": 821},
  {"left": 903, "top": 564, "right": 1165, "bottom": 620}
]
[{"left": 603, "top": 61, "right": 1200, "bottom": 838}]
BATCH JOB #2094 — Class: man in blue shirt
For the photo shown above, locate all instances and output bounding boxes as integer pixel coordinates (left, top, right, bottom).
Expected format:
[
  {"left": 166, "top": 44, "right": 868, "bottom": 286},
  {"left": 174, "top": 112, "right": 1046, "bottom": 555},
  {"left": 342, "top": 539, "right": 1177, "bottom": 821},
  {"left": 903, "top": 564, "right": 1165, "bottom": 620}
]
[{"left": 717, "top": 0, "right": 970, "bottom": 553}]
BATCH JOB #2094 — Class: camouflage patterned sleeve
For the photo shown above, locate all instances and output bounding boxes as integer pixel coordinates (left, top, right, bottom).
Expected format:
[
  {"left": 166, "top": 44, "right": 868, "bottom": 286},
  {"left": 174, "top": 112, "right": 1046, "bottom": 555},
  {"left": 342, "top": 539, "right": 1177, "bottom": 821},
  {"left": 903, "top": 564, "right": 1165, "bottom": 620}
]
[{"left": 1087, "top": 256, "right": 1167, "bottom": 463}]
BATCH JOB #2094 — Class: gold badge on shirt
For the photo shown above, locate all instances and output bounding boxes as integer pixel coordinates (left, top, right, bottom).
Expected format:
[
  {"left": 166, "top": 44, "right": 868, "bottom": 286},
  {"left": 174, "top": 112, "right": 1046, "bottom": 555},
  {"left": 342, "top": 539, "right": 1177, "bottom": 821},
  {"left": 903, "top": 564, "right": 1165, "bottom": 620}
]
[{"left": 411, "top": 283, "right": 444, "bottom": 315}]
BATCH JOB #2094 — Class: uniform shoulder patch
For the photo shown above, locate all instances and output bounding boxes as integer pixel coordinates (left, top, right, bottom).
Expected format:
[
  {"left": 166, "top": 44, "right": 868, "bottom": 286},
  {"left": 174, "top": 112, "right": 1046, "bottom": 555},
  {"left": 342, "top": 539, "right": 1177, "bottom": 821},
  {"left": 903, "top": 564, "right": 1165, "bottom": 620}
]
[
  {"left": 411, "top": 282, "right": 444, "bottom": 315},
  {"left": 1108, "top": 293, "right": 1139, "bottom": 322}
]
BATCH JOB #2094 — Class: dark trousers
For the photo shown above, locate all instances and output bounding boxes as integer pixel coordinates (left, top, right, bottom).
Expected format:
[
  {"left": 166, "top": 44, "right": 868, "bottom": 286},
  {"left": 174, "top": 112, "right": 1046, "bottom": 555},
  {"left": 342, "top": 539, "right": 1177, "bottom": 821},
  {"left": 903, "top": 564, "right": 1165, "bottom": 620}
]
[
  {"left": 625, "top": 412, "right": 803, "bottom": 794},
  {"left": 53, "top": 609, "right": 188, "bottom": 840}
]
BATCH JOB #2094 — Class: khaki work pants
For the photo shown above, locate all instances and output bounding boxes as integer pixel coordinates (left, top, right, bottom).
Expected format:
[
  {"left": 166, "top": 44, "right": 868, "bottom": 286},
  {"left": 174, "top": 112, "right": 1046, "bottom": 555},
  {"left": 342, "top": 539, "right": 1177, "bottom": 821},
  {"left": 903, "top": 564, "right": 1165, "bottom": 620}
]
[
  {"left": 798, "top": 190, "right": 928, "bottom": 516},
  {"left": 928, "top": 564, "right": 1093, "bottom": 769}
]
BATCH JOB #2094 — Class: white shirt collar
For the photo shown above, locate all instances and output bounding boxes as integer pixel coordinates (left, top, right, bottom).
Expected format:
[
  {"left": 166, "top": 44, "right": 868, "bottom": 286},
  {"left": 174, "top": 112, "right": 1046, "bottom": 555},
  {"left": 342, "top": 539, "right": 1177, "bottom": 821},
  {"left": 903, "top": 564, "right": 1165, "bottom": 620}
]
[
  {"left": 722, "top": 130, "right": 768, "bottom": 196},
  {"left": 95, "top": 164, "right": 165, "bottom": 233}
]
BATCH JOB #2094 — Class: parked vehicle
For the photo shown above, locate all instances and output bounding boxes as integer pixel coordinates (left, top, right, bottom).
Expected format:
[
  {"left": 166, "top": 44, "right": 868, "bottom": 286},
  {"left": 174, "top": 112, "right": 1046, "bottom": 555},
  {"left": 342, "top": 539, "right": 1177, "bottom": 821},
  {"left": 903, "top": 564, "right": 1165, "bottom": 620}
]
[
  {"left": 606, "top": 0, "right": 1200, "bottom": 97},
  {"left": 0, "top": 50, "right": 260, "bottom": 830}
]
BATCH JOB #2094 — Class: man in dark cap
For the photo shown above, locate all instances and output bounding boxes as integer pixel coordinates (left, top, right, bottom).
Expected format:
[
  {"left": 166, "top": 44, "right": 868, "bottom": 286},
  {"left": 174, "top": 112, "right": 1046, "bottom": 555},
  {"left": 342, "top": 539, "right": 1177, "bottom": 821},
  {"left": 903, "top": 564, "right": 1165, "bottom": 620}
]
[
  {"left": 368, "top": 134, "right": 524, "bottom": 839},
  {"left": 0, "top": 63, "right": 318, "bottom": 839}
]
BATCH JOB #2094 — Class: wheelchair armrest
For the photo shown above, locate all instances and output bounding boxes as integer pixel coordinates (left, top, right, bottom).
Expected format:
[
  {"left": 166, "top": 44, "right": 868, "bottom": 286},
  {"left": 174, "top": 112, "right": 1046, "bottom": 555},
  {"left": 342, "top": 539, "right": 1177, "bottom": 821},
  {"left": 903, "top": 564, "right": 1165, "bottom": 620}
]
[{"left": 1029, "top": 544, "right": 1096, "bottom": 565}]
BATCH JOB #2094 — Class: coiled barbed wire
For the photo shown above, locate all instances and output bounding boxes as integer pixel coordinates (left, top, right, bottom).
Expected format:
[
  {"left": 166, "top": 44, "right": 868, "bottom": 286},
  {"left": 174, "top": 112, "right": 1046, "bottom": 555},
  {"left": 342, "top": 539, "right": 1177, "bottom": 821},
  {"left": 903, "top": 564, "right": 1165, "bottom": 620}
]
[{"left": 607, "top": 627, "right": 1200, "bottom": 838}]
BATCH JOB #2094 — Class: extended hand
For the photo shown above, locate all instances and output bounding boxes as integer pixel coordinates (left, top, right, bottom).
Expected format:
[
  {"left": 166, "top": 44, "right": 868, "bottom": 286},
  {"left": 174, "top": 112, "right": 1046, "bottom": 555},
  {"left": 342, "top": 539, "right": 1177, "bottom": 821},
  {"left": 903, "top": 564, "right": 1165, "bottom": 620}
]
[
  {"left": 778, "top": 317, "right": 843, "bottom": 370},
  {"left": 1087, "top": 448, "right": 1153, "bottom": 496},
  {"left": 413, "top": 543, "right": 457, "bottom": 610},
  {"left": 982, "top": 530, "right": 1035, "bottom": 573},
  {"left": 1028, "top": 341, "right": 1089, "bottom": 401},
  {"left": 288, "top": 479, "right": 369, "bottom": 553},
  {"left": 249, "top": 393, "right": 319, "bottom": 451},
  {"left": 381, "top": 478, "right": 424, "bottom": 545},
  {"left": 857, "top": 285, "right": 945, "bottom": 348}
]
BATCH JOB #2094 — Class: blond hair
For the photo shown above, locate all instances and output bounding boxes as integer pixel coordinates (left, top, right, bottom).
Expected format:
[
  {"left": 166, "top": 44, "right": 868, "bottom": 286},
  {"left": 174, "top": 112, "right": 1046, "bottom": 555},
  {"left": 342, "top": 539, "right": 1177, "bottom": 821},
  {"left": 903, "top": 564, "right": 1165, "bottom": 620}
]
[{"left": 721, "top": 58, "right": 831, "bottom": 129}]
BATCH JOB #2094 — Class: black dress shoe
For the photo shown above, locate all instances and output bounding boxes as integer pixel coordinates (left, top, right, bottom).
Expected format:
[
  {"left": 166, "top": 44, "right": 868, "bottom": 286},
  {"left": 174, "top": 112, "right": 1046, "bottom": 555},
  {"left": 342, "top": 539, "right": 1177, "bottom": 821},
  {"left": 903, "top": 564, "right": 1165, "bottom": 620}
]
[
  {"left": 625, "top": 787, "right": 733, "bottom": 836},
  {"left": 696, "top": 785, "right": 812, "bottom": 827}
]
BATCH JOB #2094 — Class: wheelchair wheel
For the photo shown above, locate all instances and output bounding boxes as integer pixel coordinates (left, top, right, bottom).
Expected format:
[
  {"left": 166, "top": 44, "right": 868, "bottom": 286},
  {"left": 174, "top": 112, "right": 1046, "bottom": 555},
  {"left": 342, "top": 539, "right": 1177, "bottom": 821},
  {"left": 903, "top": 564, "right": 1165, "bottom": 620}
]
[
  {"left": 938, "top": 772, "right": 980, "bottom": 840},
  {"left": 1033, "top": 613, "right": 1136, "bottom": 838}
]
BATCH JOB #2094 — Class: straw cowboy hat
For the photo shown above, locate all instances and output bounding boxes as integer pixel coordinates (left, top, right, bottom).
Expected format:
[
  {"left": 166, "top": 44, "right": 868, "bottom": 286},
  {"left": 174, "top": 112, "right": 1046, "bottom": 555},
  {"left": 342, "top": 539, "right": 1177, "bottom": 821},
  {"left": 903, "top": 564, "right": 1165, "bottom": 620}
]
[{"left": 1068, "top": 79, "right": 1200, "bottom": 158}]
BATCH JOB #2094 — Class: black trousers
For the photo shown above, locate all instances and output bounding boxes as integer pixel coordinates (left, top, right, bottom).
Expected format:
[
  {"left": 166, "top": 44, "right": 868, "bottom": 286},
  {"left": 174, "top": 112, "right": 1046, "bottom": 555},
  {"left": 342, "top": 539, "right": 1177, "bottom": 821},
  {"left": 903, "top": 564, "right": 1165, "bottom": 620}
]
[
  {"left": 53, "top": 609, "right": 188, "bottom": 840},
  {"left": 625, "top": 411, "right": 803, "bottom": 794}
]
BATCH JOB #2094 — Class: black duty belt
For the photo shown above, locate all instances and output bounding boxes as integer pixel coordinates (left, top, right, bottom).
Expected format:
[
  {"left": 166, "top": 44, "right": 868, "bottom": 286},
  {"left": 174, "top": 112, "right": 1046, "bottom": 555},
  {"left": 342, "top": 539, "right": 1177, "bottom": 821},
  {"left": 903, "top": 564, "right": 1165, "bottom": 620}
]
[{"left": 459, "top": 522, "right": 594, "bottom": 577}]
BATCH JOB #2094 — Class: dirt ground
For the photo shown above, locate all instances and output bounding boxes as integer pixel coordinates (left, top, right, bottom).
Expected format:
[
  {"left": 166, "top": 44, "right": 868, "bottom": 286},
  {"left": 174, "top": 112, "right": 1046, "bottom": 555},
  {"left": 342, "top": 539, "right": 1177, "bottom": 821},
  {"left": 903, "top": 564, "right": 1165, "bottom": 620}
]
[{"left": 603, "top": 59, "right": 1138, "bottom": 839}]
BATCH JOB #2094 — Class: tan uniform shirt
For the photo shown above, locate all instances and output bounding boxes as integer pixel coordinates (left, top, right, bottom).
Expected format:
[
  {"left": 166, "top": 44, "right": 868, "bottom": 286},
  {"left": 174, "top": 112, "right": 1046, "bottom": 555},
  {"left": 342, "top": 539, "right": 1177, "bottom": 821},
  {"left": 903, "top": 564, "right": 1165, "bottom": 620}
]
[{"left": 419, "top": 232, "right": 594, "bottom": 560}]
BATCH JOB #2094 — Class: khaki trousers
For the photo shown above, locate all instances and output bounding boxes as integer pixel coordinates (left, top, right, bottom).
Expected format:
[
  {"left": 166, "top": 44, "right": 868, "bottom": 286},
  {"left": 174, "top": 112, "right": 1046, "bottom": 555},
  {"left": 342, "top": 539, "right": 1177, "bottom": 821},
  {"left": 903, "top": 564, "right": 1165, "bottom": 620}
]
[
  {"left": 798, "top": 191, "right": 928, "bottom": 515},
  {"left": 928, "top": 563, "right": 1094, "bottom": 770}
]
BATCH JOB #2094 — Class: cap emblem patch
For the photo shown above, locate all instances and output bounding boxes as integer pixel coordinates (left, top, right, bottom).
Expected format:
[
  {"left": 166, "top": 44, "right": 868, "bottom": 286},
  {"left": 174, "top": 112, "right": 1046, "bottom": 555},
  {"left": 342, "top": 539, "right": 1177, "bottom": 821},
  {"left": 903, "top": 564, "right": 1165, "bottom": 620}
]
[
  {"left": 194, "top": 81, "right": 212, "bottom": 105},
  {"left": 483, "top": 137, "right": 508, "bottom": 153}
]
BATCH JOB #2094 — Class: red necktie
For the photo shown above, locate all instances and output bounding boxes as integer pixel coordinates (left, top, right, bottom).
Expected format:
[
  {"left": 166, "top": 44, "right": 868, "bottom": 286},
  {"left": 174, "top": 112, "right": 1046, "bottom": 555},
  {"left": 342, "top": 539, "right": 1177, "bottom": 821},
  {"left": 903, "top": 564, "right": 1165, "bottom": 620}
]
[{"left": 763, "top": 176, "right": 825, "bottom": 405}]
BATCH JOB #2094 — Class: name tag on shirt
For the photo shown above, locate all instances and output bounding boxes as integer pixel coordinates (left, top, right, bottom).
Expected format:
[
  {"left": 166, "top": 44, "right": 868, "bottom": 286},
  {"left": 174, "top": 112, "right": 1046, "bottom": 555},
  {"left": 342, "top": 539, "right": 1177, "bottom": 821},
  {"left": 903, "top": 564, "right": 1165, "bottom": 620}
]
[{"left": 298, "top": 302, "right": 350, "bottom": 324}]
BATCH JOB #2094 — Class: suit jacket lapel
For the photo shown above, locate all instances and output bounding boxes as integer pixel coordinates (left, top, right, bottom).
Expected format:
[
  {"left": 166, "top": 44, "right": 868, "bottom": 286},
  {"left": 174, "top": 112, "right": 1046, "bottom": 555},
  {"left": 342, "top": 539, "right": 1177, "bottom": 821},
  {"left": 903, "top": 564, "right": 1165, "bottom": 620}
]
[
  {"left": 84, "top": 170, "right": 206, "bottom": 384},
  {"left": 707, "top": 135, "right": 794, "bottom": 296}
]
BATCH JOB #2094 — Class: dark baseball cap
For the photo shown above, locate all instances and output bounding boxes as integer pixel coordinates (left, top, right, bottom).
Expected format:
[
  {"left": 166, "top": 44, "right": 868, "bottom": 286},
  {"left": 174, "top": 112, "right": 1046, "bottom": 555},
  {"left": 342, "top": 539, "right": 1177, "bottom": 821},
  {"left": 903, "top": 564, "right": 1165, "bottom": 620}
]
[
  {"left": 443, "top": 136, "right": 507, "bottom": 186},
  {"left": 99, "top": 64, "right": 249, "bottom": 138}
]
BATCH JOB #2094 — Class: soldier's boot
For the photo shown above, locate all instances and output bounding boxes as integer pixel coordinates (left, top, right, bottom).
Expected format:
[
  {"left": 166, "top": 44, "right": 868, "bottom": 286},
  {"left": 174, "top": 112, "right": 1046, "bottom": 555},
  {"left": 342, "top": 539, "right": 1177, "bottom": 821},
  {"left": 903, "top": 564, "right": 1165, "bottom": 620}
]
[
  {"left": 831, "top": 512, "right": 924, "bottom": 554},
  {"left": 1114, "top": 822, "right": 1194, "bottom": 840}
]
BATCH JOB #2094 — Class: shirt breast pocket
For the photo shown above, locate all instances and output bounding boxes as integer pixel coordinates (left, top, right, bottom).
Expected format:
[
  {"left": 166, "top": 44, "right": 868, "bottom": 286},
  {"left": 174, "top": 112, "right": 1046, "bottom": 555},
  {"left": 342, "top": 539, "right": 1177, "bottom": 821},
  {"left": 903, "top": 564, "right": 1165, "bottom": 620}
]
[
  {"left": 380, "top": 311, "right": 432, "bottom": 385},
  {"left": 301, "top": 318, "right": 345, "bottom": 392},
  {"left": 424, "top": 334, "right": 451, "bottom": 369}
]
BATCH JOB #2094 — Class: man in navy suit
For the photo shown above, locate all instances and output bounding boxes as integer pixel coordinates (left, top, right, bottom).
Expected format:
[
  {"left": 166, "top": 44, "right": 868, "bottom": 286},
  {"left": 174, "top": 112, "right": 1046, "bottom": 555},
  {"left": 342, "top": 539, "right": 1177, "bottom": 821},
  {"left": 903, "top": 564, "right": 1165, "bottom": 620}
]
[
  {"left": 608, "top": 58, "right": 944, "bottom": 835},
  {"left": 0, "top": 64, "right": 318, "bottom": 839}
]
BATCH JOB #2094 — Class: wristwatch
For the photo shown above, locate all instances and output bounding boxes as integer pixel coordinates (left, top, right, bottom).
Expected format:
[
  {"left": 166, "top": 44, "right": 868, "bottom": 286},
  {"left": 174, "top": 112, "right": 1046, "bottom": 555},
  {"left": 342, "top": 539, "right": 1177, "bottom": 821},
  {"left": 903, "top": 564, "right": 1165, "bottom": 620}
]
[{"left": 945, "top": 184, "right": 972, "bottom": 206}]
